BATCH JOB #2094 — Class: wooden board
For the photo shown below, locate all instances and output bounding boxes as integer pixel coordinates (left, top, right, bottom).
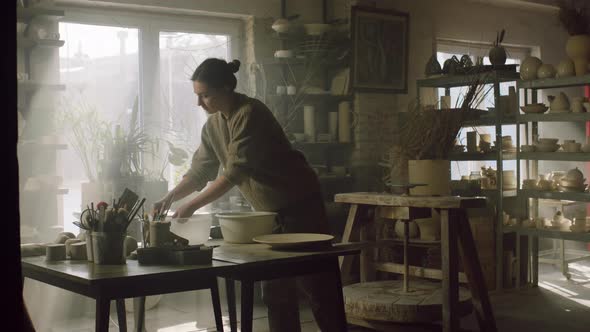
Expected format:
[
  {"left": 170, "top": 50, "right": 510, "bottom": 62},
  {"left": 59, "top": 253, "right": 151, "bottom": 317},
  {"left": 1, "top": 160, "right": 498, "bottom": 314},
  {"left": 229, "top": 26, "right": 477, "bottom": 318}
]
[
  {"left": 343, "top": 279, "right": 472, "bottom": 323},
  {"left": 335, "top": 193, "right": 486, "bottom": 209}
]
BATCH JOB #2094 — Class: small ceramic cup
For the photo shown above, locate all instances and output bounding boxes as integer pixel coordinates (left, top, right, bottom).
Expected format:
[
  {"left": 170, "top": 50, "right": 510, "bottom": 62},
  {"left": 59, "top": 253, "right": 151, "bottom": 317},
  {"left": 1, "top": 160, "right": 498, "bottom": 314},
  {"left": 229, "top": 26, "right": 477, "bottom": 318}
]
[{"left": 276, "top": 86, "right": 286, "bottom": 95}]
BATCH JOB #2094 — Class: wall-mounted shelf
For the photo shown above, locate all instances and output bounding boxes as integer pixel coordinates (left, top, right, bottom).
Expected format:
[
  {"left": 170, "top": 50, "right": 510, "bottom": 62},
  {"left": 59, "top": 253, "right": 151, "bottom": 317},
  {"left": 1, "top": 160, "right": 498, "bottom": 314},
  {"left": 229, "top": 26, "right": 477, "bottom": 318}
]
[
  {"left": 518, "top": 152, "right": 590, "bottom": 161},
  {"left": 517, "top": 74, "right": 590, "bottom": 89},
  {"left": 517, "top": 113, "right": 590, "bottom": 122},
  {"left": 463, "top": 116, "right": 517, "bottom": 127},
  {"left": 417, "top": 70, "right": 520, "bottom": 88},
  {"left": 17, "top": 7, "right": 64, "bottom": 21},
  {"left": 18, "top": 37, "right": 65, "bottom": 49},
  {"left": 481, "top": 189, "right": 517, "bottom": 198},
  {"left": 18, "top": 81, "right": 66, "bottom": 92}
]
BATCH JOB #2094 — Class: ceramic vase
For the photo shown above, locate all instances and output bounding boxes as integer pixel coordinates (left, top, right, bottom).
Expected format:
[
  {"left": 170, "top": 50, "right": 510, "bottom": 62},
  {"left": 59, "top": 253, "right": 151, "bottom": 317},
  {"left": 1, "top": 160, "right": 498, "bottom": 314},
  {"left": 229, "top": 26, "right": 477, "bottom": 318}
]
[
  {"left": 408, "top": 159, "right": 451, "bottom": 196},
  {"left": 488, "top": 46, "right": 507, "bottom": 66},
  {"left": 520, "top": 56, "right": 542, "bottom": 80},
  {"left": 565, "top": 34, "right": 590, "bottom": 76}
]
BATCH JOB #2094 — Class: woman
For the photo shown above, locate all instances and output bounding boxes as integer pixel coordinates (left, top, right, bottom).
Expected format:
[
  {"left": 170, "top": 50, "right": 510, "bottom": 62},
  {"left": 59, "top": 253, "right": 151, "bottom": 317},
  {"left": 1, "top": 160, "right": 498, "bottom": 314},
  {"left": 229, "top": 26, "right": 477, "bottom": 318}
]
[{"left": 154, "top": 58, "right": 344, "bottom": 332}]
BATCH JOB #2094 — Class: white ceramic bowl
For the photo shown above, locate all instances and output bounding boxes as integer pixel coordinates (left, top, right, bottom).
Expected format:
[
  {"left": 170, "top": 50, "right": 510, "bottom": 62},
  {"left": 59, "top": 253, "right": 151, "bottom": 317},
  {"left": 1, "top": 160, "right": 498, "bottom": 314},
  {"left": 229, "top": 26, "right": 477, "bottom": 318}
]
[
  {"left": 534, "top": 143, "right": 560, "bottom": 152},
  {"left": 538, "top": 138, "right": 559, "bottom": 145},
  {"left": 303, "top": 23, "right": 331, "bottom": 36},
  {"left": 274, "top": 49, "right": 294, "bottom": 58},
  {"left": 271, "top": 19, "right": 289, "bottom": 33},
  {"left": 217, "top": 212, "right": 277, "bottom": 243},
  {"left": 169, "top": 213, "right": 213, "bottom": 245},
  {"left": 520, "top": 104, "right": 548, "bottom": 114}
]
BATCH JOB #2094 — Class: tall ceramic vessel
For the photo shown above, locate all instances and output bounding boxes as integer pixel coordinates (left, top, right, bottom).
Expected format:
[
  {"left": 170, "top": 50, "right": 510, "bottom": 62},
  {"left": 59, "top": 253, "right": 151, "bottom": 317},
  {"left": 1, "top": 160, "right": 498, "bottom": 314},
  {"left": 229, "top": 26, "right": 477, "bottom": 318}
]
[
  {"left": 566, "top": 34, "right": 590, "bottom": 76},
  {"left": 408, "top": 159, "right": 451, "bottom": 196}
]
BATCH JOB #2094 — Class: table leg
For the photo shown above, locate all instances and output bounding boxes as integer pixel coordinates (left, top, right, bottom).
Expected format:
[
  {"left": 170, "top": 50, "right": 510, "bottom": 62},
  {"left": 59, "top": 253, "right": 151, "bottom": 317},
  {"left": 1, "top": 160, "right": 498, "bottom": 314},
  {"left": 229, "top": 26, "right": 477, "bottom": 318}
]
[
  {"left": 225, "top": 278, "right": 237, "bottom": 332},
  {"left": 329, "top": 257, "right": 349, "bottom": 332},
  {"left": 456, "top": 209, "right": 497, "bottom": 332},
  {"left": 440, "top": 209, "right": 459, "bottom": 332},
  {"left": 115, "top": 299, "right": 127, "bottom": 332},
  {"left": 240, "top": 280, "right": 254, "bottom": 332},
  {"left": 96, "top": 296, "right": 110, "bottom": 332},
  {"left": 133, "top": 297, "right": 146, "bottom": 332},
  {"left": 210, "top": 278, "right": 224, "bottom": 332}
]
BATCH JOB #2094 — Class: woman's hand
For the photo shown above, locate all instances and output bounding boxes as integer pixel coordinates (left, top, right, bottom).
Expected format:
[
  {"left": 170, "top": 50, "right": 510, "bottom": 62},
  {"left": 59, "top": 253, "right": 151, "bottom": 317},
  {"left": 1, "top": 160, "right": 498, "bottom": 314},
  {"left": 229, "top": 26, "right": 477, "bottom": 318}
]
[{"left": 172, "top": 202, "right": 198, "bottom": 220}]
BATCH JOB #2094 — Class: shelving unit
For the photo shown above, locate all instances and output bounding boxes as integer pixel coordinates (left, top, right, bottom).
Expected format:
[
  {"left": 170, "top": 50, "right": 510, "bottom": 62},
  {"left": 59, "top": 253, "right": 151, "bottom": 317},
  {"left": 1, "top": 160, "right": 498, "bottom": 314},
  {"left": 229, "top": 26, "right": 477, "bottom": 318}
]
[
  {"left": 515, "top": 74, "right": 590, "bottom": 283},
  {"left": 416, "top": 69, "right": 520, "bottom": 291},
  {"left": 17, "top": 2, "right": 67, "bottom": 236},
  {"left": 269, "top": 0, "right": 353, "bottom": 204}
]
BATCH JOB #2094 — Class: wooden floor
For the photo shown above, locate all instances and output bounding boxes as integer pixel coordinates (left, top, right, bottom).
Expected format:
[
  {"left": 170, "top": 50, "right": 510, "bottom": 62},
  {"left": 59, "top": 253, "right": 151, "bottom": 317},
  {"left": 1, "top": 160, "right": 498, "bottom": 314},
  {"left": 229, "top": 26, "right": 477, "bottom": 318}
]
[{"left": 24, "top": 260, "right": 590, "bottom": 331}]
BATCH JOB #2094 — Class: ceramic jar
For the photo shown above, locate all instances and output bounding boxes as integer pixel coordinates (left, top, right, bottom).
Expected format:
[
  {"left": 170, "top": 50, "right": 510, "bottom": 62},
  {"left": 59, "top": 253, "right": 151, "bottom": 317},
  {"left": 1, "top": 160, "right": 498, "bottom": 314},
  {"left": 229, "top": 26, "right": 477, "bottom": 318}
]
[
  {"left": 547, "top": 92, "right": 570, "bottom": 112},
  {"left": 520, "top": 56, "right": 542, "bottom": 80},
  {"left": 489, "top": 46, "right": 507, "bottom": 66},
  {"left": 415, "top": 218, "right": 440, "bottom": 241},
  {"left": 565, "top": 34, "right": 590, "bottom": 76},
  {"left": 556, "top": 59, "right": 575, "bottom": 78},
  {"left": 537, "top": 64, "right": 556, "bottom": 79}
]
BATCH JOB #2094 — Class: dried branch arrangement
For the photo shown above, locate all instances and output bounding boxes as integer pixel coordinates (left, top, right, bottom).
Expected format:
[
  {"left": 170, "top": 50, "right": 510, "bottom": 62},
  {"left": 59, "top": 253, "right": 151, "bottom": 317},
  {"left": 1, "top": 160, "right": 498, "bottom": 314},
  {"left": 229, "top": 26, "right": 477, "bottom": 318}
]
[{"left": 394, "top": 76, "right": 493, "bottom": 161}]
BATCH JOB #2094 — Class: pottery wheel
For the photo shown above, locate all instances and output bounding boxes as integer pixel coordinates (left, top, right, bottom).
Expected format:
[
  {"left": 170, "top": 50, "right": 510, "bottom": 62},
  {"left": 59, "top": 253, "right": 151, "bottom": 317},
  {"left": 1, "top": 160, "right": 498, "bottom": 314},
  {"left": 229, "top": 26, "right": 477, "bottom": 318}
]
[{"left": 343, "top": 279, "right": 472, "bottom": 323}]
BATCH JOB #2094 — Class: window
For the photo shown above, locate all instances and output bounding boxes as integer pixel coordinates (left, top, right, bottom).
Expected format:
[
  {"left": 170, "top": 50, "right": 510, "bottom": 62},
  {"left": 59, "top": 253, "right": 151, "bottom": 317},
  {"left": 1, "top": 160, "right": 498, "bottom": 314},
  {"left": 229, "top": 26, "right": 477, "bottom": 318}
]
[
  {"left": 435, "top": 40, "right": 530, "bottom": 180},
  {"left": 51, "top": 9, "right": 240, "bottom": 234}
]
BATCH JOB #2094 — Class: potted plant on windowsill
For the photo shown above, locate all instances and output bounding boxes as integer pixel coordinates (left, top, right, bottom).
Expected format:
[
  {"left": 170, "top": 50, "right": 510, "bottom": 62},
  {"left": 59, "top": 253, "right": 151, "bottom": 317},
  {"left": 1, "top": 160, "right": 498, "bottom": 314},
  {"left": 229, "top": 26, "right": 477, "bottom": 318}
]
[{"left": 558, "top": 1, "right": 590, "bottom": 76}]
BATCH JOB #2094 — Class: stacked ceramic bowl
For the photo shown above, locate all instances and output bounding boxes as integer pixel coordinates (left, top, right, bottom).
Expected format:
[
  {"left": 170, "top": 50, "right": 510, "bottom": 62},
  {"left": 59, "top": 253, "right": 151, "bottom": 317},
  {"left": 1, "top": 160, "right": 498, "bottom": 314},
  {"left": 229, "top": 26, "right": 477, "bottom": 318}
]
[
  {"left": 502, "top": 170, "right": 517, "bottom": 190},
  {"left": 558, "top": 167, "right": 588, "bottom": 192},
  {"left": 534, "top": 138, "right": 560, "bottom": 152}
]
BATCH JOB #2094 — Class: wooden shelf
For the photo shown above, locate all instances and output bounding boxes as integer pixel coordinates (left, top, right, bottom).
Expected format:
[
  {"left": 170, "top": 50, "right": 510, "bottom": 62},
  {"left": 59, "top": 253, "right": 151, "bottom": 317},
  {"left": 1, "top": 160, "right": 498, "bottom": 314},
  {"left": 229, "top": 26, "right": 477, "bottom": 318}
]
[
  {"left": 17, "top": 7, "right": 64, "bottom": 21},
  {"left": 18, "top": 81, "right": 66, "bottom": 92},
  {"left": 417, "top": 70, "right": 520, "bottom": 89},
  {"left": 463, "top": 115, "right": 517, "bottom": 126},
  {"left": 18, "top": 37, "right": 65, "bottom": 49},
  {"left": 376, "top": 238, "right": 441, "bottom": 247},
  {"left": 518, "top": 152, "right": 590, "bottom": 161},
  {"left": 482, "top": 189, "right": 517, "bottom": 198},
  {"left": 517, "top": 74, "right": 590, "bottom": 89},
  {"left": 503, "top": 226, "right": 590, "bottom": 241},
  {"left": 517, "top": 112, "right": 590, "bottom": 122},
  {"left": 518, "top": 189, "right": 590, "bottom": 202},
  {"left": 318, "top": 174, "right": 352, "bottom": 181},
  {"left": 449, "top": 152, "right": 516, "bottom": 161}
]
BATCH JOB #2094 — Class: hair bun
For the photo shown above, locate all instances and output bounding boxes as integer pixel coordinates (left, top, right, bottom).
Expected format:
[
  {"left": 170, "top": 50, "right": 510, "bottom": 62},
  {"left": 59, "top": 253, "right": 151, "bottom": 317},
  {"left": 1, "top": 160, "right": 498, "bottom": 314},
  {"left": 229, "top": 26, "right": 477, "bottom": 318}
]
[{"left": 228, "top": 59, "right": 241, "bottom": 73}]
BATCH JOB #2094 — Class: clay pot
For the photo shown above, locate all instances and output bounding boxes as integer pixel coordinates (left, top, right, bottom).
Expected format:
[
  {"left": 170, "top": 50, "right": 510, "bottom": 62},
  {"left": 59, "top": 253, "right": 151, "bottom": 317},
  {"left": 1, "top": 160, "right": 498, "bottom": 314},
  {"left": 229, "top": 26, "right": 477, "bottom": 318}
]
[
  {"left": 520, "top": 56, "right": 542, "bottom": 80},
  {"left": 537, "top": 64, "right": 556, "bottom": 79},
  {"left": 565, "top": 34, "right": 590, "bottom": 76},
  {"left": 489, "top": 46, "right": 507, "bottom": 66},
  {"left": 556, "top": 59, "right": 575, "bottom": 78}
]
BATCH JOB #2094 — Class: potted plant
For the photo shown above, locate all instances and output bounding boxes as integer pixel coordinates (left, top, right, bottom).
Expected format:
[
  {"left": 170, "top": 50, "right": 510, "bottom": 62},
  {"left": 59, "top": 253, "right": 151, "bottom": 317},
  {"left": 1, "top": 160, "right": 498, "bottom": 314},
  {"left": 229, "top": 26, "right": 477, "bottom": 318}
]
[
  {"left": 558, "top": 1, "right": 590, "bottom": 76},
  {"left": 383, "top": 78, "right": 492, "bottom": 196},
  {"left": 489, "top": 29, "right": 506, "bottom": 66}
]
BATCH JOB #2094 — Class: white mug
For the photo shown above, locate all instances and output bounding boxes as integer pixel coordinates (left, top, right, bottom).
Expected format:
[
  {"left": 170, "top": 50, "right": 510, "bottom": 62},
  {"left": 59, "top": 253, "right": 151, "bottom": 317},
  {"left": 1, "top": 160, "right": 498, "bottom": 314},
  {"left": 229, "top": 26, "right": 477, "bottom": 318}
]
[
  {"left": 276, "top": 86, "right": 286, "bottom": 95},
  {"left": 287, "top": 85, "right": 296, "bottom": 95}
]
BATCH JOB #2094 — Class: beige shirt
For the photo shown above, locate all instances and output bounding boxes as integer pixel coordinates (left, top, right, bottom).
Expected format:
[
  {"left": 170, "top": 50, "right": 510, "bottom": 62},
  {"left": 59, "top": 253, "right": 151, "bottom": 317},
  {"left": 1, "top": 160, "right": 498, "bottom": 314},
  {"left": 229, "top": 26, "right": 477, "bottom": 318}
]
[{"left": 184, "top": 93, "right": 320, "bottom": 212}]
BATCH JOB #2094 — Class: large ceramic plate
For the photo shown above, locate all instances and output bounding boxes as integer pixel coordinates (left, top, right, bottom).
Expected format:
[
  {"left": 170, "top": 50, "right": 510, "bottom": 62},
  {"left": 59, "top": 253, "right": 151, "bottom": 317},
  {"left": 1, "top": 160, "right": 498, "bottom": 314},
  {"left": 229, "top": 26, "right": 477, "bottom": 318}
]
[{"left": 253, "top": 233, "right": 334, "bottom": 249}]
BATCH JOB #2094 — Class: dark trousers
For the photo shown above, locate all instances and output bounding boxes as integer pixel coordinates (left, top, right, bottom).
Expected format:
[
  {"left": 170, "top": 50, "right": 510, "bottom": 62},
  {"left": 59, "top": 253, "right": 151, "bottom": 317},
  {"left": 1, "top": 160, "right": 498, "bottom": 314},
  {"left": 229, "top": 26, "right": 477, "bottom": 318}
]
[{"left": 261, "top": 192, "right": 345, "bottom": 332}]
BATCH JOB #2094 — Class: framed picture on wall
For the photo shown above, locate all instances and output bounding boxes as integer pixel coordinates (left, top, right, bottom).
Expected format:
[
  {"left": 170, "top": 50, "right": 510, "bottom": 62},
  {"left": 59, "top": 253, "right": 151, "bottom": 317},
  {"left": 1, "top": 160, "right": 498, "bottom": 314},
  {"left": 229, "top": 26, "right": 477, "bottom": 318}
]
[{"left": 350, "top": 6, "right": 409, "bottom": 93}]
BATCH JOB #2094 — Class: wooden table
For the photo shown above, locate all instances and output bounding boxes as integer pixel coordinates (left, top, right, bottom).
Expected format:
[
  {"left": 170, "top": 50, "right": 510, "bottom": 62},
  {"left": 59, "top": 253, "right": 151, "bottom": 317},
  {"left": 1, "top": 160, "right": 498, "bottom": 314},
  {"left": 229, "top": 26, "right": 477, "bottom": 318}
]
[
  {"left": 21, "top": 257, "right": 234, "bottom": 332},
  {"left": 335, "top": 192, "right": 497, "bottom": 332},
  {"left": 212, "top": 241, "right": 361, "bottom": 332}
]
